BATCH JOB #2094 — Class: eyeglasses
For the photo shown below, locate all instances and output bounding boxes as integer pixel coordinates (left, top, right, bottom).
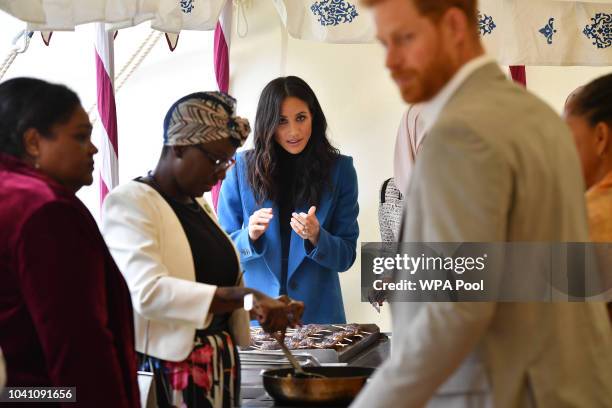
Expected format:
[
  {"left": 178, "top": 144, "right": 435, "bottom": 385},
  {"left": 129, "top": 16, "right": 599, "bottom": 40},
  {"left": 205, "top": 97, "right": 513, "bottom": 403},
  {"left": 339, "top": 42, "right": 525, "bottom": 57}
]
[{"left": 193, "top": 145, "right": 236, "bottom": 173}]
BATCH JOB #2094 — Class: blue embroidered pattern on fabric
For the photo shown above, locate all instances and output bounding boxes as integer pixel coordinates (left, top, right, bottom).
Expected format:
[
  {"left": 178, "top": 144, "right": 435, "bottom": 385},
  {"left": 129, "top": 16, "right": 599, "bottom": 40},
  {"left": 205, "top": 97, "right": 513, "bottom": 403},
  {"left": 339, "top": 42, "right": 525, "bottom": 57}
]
[
  {"left": 539, "top": 18, "right": 557, "bottom": 45},
  {"left": 478, "top": 12, "right": 496, "bottom": 36},
  {"left": 180, "top": 0, "right": 195, "bottom": 14},
  {"left": 583, "top": 13, "right": 612, "bottom": 49},
  {"left": 311, "top": 0, "right": 359, "bottom": 27}
]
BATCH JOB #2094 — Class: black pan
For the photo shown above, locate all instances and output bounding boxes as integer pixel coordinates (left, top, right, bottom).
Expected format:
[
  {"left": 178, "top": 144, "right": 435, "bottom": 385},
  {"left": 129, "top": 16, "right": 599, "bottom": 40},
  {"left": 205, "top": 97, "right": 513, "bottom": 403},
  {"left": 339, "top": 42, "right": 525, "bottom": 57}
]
[{"left": 262, "top": 366, "right": 375, "bottom": 406}]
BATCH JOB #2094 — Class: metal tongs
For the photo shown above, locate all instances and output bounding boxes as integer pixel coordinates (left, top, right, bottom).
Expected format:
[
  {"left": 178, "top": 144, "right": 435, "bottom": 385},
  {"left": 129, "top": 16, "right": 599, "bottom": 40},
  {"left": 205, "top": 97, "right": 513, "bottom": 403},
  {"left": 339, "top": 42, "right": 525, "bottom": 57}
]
[{"left": 273, "top": 333, "right": 326, "bottom": 379}]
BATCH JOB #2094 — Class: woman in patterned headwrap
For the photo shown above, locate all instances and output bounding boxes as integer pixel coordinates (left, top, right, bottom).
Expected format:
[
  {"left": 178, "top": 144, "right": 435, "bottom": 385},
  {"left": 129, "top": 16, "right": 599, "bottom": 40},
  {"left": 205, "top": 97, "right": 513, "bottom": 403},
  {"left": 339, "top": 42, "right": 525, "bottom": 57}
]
[{"left": 101, "top": 92, "right": 303, "bottom": 408}]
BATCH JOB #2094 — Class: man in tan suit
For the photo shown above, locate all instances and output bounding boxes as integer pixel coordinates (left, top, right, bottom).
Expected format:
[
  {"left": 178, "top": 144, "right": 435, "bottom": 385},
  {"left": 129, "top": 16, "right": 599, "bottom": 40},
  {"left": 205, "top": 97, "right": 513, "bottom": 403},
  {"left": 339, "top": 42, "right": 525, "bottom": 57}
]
[{"left": 353, "top": 0, "right": 612, "bottom": 407}]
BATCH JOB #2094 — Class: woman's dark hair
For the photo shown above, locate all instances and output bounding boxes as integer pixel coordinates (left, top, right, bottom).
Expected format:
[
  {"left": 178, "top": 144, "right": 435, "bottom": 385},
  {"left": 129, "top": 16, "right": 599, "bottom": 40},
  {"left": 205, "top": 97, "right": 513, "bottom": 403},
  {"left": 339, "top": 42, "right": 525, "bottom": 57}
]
[
  {"left": 567, "top": 73, "right": 612, "bottom": 127},
  {"left": 247, "top": 76, "right": 339, "bottom": 206},
  {"left": 0, "top": 77, "right": 81, "bottom": 157}
]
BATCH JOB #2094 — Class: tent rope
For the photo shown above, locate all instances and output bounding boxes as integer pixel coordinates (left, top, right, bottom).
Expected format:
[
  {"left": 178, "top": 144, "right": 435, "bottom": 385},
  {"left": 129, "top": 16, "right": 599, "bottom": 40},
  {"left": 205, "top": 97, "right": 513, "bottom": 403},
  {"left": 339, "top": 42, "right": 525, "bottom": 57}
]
[
  {"left": 115, "top": 31, "right": 162, "bottom": 92},
  {"left": 235, "top": 0, "right": 250, "bottom": 38},
  {"left": 0, "top": 52, "right": 18, "bottom": 81},
  {"left": 115, "top": 29, "right": 158, "bottom": 83},
  {"left": 0, "top": 30, "right": 33, "bottom": 81}
]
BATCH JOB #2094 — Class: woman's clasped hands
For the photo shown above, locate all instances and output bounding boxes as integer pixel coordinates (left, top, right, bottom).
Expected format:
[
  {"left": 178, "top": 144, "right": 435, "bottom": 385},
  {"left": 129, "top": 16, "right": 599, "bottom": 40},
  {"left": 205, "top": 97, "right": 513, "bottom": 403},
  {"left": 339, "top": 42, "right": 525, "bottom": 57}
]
[{"left": 248, "top": 206, "right": 320, "bottom": 246}]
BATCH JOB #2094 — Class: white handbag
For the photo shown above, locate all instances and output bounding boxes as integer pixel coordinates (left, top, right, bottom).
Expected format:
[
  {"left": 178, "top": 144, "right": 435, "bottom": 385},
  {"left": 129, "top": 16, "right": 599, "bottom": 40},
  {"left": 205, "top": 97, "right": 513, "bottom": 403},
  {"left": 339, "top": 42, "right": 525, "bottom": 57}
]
[
  {"left": 137, "top": 371, "right": 156, "bottom": 408},
  {"left": 137, "top": 322, "right": 158, "bottom": 408}
]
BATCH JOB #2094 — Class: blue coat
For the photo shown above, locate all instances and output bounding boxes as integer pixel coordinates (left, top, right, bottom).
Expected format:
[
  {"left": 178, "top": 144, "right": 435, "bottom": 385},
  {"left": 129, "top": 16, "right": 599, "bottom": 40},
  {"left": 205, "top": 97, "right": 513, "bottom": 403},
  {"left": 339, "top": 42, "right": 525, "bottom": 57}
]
[{"left": 217, "top": 151, "right": 359, "bottom": 324}]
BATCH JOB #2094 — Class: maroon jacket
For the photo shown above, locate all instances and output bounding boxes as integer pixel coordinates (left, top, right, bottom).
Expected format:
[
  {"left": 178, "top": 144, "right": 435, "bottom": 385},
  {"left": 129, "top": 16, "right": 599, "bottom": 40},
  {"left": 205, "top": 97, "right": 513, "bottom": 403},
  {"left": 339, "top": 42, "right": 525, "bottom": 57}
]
[{"left": 0, "top": 153, "right": 140, "bottom": 408}]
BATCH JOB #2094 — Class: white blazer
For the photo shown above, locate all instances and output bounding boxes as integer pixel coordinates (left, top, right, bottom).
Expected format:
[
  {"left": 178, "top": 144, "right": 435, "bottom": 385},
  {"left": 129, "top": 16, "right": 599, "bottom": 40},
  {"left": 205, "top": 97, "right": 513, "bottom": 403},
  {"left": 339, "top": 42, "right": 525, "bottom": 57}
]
[{"left": 101, "top": 180, "right": 250, "bottom": 362}]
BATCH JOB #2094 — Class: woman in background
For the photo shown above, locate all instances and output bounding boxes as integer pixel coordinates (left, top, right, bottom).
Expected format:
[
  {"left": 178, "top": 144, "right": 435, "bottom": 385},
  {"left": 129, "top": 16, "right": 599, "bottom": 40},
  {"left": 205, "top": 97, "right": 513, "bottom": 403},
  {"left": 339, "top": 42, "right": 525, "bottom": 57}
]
[
  {"left": 0, "top": 77, "right": 139, "bottom": 407},
  {"left": 565, "top": 74, "right": 612, "bottom": 319},
  {"left": 102, "top": 91, "right": 303, "bottom": 408},
  {"left": 565, "top": 77, "right": 612, "bottom": 241},
  {"left": 218, "top": 76, "right": 359, "bottom": 324}
]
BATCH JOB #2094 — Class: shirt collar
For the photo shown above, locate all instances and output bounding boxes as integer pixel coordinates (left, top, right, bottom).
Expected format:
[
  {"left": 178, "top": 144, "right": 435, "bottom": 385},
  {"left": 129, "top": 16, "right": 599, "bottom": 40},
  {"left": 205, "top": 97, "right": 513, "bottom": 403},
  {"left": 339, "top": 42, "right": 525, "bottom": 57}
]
[{"left": 420, "top": 55, "right": 496, "bottom": 135}]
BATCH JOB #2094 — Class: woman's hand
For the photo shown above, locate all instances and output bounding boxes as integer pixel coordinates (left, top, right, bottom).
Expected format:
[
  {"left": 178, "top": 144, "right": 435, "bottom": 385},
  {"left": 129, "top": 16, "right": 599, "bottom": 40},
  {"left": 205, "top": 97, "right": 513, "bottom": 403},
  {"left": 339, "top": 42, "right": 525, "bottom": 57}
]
[
  {"left": 252, "top": 293, "right": 304, "bottom": 334},
  {"left": 248, "top": 208, "right": 273, "bottom": 241},
  {"left": 291, "top": 206, "right": 320, "bottom": 246},
  {"left": 276, "top": 295, "right": 305, "bottom": 327}
]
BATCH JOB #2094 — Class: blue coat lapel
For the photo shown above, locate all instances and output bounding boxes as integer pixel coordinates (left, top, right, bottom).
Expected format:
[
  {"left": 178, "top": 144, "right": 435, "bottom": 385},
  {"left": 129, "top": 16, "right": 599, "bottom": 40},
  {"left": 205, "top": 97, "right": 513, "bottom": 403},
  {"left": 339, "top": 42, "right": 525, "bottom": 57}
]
[
  {"left": 261, "top": 198, "right": 282, "bottom": 282},
  {"left": 244, "top": 162, "right": 338, "bottom": 285},
  {"left": 286, "top": 187, "right": 334, "bottom": 282}
]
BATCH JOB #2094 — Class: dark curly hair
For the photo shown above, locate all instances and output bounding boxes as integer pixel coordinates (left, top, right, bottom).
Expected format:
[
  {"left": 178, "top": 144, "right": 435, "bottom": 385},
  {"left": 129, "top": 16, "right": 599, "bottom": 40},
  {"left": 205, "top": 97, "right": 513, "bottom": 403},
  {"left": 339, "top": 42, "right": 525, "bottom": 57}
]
[{"left": 246, "top": 76, "right": 339, "bottom": 206}]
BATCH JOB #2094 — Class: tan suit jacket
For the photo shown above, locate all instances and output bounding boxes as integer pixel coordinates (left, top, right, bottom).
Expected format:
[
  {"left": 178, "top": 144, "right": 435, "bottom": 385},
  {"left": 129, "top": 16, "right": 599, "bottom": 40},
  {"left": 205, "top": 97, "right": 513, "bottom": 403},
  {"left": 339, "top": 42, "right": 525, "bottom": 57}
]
[{"left": 353, "top": 63, "right": 612, "bottom": 408}]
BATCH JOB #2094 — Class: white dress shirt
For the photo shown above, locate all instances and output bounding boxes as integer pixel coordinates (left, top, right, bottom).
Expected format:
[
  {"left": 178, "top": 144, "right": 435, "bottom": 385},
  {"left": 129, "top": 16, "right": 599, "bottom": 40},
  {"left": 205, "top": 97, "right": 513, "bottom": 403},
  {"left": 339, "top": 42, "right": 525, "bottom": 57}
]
[
  {"left": 393, "top": 56, "right": 495, "bottom": 195},
  {"left": 393, "top": 104, "right": 426, "bottom": 193}
]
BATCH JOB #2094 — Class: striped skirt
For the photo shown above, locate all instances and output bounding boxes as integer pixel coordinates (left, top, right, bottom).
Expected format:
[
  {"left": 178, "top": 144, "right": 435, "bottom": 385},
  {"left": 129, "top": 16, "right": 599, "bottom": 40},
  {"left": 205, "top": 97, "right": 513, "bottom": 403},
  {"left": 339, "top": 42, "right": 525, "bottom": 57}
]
[{"left": 139, "top": 331, "right": 240, "bottom": 408}]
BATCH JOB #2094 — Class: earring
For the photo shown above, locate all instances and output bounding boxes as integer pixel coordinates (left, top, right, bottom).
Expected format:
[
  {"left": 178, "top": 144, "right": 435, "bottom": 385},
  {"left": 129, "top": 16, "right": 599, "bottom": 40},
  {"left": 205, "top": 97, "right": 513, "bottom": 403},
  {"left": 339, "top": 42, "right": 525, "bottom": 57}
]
[{"left": 34, "top": 162, "right": 40, "bottom": 169}]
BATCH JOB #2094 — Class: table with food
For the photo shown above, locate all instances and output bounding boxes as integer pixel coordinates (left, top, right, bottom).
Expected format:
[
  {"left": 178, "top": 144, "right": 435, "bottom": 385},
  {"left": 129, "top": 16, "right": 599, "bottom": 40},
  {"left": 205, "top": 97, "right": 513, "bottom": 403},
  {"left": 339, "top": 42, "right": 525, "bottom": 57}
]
[{"left": 240, "top": 323, "right": 390, "bottom": 407}]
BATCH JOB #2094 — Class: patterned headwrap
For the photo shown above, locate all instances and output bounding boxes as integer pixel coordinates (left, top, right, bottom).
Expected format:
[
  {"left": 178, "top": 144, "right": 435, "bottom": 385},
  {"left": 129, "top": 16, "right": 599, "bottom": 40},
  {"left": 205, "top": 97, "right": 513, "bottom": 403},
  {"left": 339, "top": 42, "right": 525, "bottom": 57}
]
[{"left": 163, "top": 91, "right": 250, "bottom": 147}]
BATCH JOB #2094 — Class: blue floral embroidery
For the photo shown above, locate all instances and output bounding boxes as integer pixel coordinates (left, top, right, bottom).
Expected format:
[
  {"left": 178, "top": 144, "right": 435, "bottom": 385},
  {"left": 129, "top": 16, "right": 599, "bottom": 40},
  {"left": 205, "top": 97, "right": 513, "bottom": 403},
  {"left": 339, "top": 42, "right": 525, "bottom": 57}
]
[
  {"left": 584, "top": 13, "right": 612, "bottom": 49},
  {"left": 180, "top": 0, "right": 195, "bottom": 14},
  {"left": 539, "top": 18, "right": 557, "bottom": 45},
  {"left": 311, "top": 0, "right": 359, "bottom": 27},
  {"left": 478, "top": 12, "right": 496, "bottom": 36}
]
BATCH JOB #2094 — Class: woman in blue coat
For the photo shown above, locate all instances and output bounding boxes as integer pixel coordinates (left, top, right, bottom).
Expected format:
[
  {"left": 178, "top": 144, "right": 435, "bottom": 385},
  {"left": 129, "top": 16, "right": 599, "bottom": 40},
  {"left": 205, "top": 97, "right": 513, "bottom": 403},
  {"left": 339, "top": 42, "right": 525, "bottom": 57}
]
[{"left": 218, "top": 76, "right": 359, "bottom": 324}]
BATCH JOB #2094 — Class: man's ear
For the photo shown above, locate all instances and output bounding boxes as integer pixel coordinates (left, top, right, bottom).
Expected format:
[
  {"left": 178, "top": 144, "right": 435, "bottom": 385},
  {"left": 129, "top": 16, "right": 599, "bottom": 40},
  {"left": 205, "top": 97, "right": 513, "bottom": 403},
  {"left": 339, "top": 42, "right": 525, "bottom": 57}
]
[
  {"left": 441, "top": 7, "right": 470, "bottom": 47},
  {"left": 22, "top": 128, "right": 41, "bottom": 159},
  {"left": 595, "top": 122, "right": 611, "bottom": 157}
]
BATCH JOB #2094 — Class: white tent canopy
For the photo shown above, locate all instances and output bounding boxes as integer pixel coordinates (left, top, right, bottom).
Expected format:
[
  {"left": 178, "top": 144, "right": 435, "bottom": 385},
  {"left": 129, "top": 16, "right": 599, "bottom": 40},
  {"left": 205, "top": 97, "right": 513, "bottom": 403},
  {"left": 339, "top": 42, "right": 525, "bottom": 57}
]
[
  {"left": 4, "top": 0, "right": 612, "bottom": 65},
  {"left": 0, "top": 0, "right": 227, "bottom": 33}
]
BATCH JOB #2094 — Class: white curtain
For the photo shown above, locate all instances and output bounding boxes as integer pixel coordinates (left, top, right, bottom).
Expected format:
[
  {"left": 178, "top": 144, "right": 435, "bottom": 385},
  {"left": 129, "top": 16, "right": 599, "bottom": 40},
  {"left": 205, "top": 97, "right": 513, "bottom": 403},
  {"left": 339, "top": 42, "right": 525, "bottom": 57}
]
[
  {"left": 0, "top": 0, "right": 227, "bottom": 33},
  {"left": 272, "top": 0, "right": 376, "bottom": 44},
  {"left": 479, "top": 0, "right": 612, "bottom": 65},
  {"left": 4, "top": 0, "right": 612, "bottom": 65}
]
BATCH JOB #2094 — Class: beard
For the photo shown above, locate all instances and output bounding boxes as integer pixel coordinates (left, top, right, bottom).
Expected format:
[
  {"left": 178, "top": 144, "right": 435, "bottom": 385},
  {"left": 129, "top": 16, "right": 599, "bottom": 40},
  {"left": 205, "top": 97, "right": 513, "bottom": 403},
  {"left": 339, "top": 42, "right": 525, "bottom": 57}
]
[{"left": 392, "top": 47, "right": 457, "bottom": 104}]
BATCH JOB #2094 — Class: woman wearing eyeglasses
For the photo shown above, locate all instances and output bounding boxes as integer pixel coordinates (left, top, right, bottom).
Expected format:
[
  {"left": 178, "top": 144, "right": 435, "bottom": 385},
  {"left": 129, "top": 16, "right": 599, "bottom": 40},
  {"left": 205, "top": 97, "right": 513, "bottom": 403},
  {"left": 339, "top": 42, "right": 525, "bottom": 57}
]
[
  {"left": 101, "top": 92, "right": 303, "bottom": 408},
  {"left": 217, "top": 76, "right": 359, "bottom": 324}
]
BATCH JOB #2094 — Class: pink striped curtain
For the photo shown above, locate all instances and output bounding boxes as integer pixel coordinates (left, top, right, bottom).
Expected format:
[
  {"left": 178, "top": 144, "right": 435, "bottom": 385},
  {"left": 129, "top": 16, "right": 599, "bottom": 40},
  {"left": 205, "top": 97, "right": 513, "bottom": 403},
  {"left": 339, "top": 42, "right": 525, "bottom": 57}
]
[
  {"left": 211, "top": 2, "right": 232, "bottom": 210},
  {"left": 94, "top": 23, "right": 119, "bottom": 209}
]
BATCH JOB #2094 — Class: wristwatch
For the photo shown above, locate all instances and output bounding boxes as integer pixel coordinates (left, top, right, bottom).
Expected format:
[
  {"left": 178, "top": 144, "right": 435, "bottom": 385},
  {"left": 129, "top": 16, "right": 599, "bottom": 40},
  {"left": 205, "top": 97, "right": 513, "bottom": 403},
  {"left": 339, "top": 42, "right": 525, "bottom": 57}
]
[{"left": 243, "top": 293, "right": 254, "bottom": 311}]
